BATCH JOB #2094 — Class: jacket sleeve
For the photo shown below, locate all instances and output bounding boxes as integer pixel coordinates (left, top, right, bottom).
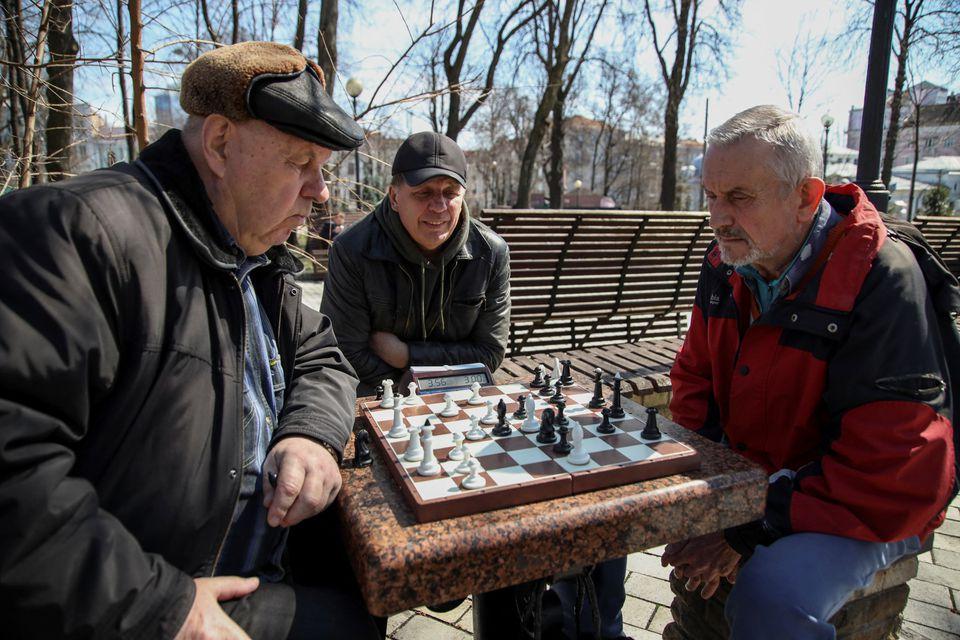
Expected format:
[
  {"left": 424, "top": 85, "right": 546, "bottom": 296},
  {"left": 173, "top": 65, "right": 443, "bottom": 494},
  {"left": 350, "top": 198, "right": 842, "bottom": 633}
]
[
  {"left": 669, "top": 256, "right": 724, "bottom": 443},
  {"left": 407, "top": 244, "right": 510, "bottom": 373},
  {"left": 273, "top": 302, "right": 359, "bottom": 459},
  {"left": 320, "top": 240, "right": 398, "bottom": 388},
  {"left": 0, "top": 188, "right": 195, "bottom": 638}
]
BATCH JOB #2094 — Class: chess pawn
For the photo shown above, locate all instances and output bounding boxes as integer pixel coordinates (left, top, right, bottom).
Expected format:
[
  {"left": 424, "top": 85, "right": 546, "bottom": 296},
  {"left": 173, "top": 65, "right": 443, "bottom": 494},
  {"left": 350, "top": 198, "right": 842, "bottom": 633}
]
[
  {"left": 375, "top": 385, "right": 384, "bottom": 401},
  {"left": 553, "top": 421, "right": 572, "bottom": 454},
  {"left": 610, "top": 373, "right": 626, "bottom": 419},
  {"left": 588, "top": 368, "right": 605, "bottom": 408},
  {"left": 454, "top": 448, "right": 473, "bottom": 474},
  {"left": 380, "top": 379, "right": 395, "bottom": 408},
  {"left": 531, "top": 365, "right": 545, "bottom": 388},
  {"left": 465, "top": 416, "right": 486, "bottom": 441},
  {"left": 596, "top": 407, "right": 616, "bottom": 434},
  {"left": 555, "top": 400, "right": 569, "bottom": 426},
  {"left": 539, "top": 374, "right": 554, "bottom": 396},
  {"left": 461, "top": 458, "right": 486, "bottom": 490},
  {"left": 404, "top": 382, "right": 418, "bottom": 404},
  {"left": 520, "top": 395, "right": 539, "bottom": 433},
  {"left": 549, "top": 380, "right": 564, "bottom": 404},
  {"left": 403, "top": 425, "right": 423, "bottom": 462},
  {"left": 480, "top": 400, "right": 498, "bottom": 425},
  {"left": 417, "top": 422, "right": 440, "bottom": 476},
  {"left": 387, "top": 402, "right": 407, "bottom": 439},
  {"left": 448, "top": 432, "right": 466, "bottom": 461},
  {"left": 467, "top": 381, "right": 484, "bottom": 405},
  {"left": 567, "top": 422, "right": 590, "bottom": 465},
  {"left": 440, "top": 393, "right": 459, "bottom": 417},
  {"left": 560, "top": 359, "right": 575, "bottom": 386},
  {"left": 513, "top": 394, "right": 528, "bottom": 419}
]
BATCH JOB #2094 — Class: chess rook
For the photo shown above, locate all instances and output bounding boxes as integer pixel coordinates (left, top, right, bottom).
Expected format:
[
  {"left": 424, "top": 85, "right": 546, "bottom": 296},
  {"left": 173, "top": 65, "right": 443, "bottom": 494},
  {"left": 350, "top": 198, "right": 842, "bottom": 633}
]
[
  {"left": 560, "top": 359, "right": 574, "bottom": 386},
  {"left": 380, "top": 379, "right": 395, "bottom": 408},
  {"left": 642, "top": 407, "right": 662, "bottom": 440}
]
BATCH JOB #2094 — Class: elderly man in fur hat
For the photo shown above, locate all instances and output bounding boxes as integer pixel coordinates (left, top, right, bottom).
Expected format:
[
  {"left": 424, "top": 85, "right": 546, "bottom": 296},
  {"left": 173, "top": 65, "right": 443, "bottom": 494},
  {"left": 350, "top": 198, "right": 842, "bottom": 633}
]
[{"left": 0, "top": 42, "right": 382, "bottom": 639}]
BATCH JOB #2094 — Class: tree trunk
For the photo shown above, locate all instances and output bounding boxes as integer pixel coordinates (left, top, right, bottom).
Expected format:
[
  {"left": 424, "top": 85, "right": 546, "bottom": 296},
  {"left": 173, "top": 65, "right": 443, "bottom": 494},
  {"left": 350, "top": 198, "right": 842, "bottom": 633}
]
[
  {"left": 317, "top": 0, "right": 337, "bottom": 95},
  {"left": 661, "top": 95, "right": 680, "bottom": 210},
  {"left": 548, "top": 100, "right": 565, "bottom": 207},
  {"left": 230, "top": 0, "right": 239, "bottom": 43},
  {"left": 18, "top": 0, "right": 53, "bottom": 188},
  {"left": 128, "top": 0, "right": 148, "bottom": 152},
  {"left": 515, "top": 76, "right": 561, "bottom": 208},
  {"left": 908, "top": 102, "right": 920, "bottom": 220},
  {"left": 882, "top": 10, "right": 914, "bottom": 188},
  {"left": 293, "top": 0, "right": 308, "bottom": 50},
  {"left": 45, "top": 0, "right": 78, "bottom": 181},
  {"left": 2, "top": 0, "right": 24, "bottom": 160},
  {"left": 116, "top": 0, "right": 136, "bottom": 161}
]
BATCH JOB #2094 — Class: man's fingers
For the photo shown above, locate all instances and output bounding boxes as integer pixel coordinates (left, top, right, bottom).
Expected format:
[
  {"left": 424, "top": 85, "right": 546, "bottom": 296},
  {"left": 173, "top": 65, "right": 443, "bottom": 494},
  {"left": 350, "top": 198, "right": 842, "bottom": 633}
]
[
  {"left": 209, "top": 576, "right": 260, "bottom": 601},
  {"left": 700, "top": 577, "right": 721, "bottom": 599},
  {"left": 265, "top": 460, "right": 306, "bottom": 527},
  {"left": 684, "top": 575, "right": 702, "bottom": 592},
  {"left": 279, "top": 469, "right": 327, "bottom": 526},
  {"left": 662, "top": 539, "right": 689, "bottom": 566}
]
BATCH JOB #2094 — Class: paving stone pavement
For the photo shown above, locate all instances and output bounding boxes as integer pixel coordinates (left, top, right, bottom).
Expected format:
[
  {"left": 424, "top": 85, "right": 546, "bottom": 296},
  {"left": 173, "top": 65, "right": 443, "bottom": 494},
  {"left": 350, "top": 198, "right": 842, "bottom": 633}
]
[{"left": 298, "top": 280, "right": 960, "bottom": 639}]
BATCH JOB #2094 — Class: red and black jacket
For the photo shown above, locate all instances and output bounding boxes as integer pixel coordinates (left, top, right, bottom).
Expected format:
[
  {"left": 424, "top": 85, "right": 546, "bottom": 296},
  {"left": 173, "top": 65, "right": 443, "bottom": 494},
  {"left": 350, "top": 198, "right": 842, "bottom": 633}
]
[{"left": 670, "top": 184, "right": 957, "bottom": 552}]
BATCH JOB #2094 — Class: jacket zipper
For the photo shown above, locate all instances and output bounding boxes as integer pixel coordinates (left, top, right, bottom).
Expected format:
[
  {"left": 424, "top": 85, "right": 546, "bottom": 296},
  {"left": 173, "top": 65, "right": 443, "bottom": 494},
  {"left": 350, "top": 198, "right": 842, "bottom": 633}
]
[
  {"left": 210, "top": 273, "right": 247, "bottom": 575},
  {"left": 397, "top": 263, "right": 414, "bottom": 335}
]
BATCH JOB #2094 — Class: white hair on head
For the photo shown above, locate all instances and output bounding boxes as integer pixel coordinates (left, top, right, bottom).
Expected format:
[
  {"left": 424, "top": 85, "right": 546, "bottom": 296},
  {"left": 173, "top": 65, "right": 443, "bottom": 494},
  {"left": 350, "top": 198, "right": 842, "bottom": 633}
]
[{"left": 706, "top": 105, "right": 822, "bottom": 190}]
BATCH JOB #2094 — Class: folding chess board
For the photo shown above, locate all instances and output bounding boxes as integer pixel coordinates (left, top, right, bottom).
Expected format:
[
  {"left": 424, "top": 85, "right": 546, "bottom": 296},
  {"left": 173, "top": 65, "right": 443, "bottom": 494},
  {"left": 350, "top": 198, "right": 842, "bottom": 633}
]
[{"left": 360, "top": 382, "right": 701, "bottom": 523}]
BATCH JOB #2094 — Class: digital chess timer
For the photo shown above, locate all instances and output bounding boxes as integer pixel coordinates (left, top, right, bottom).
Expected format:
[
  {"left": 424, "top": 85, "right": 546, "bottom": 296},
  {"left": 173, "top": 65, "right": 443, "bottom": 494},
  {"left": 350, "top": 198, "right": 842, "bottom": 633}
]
[{"left": 398, "top": 363, "right": 494, "bottom": 394}]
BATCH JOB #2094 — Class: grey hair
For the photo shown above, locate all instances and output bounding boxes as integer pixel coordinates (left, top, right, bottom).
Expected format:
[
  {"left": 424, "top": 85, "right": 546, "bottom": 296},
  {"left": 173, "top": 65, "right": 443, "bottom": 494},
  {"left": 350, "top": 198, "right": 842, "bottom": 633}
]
[{"left": 706, "top": 105, "right": 822, "bottom": 189}]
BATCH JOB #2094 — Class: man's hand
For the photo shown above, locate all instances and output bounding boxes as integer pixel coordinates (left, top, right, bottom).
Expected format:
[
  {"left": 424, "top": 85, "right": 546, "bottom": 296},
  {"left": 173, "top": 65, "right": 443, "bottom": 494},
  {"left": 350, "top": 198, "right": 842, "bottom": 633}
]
[
  {"left": 262, "top": 436, "right": 341, "bottom": 527},
  {"left": 174, "top": 576, "right": 259, "bottom": 640},
  {"left": 370, "top": 331, "right": 410, "bottom": 369},
  {"left": 661, "top": 531, "right": 741, "bottom": 599}
]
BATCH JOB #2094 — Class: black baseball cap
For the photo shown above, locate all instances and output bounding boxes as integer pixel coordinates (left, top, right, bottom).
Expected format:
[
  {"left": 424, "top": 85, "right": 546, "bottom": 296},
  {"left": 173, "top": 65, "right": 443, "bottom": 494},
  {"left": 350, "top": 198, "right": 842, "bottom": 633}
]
[{"left": 392, "top": 131, "right": 467, "bottom": 187}]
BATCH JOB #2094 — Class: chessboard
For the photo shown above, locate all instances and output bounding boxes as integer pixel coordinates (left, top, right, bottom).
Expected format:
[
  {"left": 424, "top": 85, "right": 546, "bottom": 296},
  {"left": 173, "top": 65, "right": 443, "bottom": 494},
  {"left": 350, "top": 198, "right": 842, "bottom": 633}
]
[{"left": 360, "top": 379, "right": 701, "bottom": 523}]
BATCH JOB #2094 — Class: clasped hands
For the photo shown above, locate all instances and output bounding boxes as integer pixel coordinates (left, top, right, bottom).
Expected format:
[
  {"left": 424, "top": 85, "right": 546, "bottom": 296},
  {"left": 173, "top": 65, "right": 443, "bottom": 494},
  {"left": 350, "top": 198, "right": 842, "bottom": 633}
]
[{"left": 661, "top": 531, "right": 741, "bottom": 599}]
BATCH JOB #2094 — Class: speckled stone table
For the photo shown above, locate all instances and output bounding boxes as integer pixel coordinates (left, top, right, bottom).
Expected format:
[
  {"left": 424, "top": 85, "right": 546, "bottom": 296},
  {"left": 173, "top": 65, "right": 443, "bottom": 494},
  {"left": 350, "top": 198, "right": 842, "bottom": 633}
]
[{"left": 335, "top": 392, "right": 766, "bottom": 620}]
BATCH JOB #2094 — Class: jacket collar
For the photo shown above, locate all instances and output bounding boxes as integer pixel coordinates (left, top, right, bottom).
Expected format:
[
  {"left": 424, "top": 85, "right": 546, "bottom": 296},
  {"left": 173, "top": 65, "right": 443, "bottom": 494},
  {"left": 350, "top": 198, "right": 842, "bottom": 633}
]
[{"left": 135, "top": 129, "right": 302, "bottom": 274}]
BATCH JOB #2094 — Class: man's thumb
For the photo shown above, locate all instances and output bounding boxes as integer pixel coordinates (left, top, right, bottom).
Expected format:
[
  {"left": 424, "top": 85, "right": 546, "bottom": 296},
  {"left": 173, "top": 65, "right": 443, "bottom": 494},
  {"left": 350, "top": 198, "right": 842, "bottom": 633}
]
[{"left": 211, "top": 576, "right": 260, "bottom": 601}]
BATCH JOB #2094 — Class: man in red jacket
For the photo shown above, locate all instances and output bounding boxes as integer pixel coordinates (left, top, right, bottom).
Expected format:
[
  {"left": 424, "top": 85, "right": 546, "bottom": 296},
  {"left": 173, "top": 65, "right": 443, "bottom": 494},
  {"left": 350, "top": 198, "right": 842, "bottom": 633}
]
[{"left": 663, "top": 105, "right": 956, "bottom": 639}]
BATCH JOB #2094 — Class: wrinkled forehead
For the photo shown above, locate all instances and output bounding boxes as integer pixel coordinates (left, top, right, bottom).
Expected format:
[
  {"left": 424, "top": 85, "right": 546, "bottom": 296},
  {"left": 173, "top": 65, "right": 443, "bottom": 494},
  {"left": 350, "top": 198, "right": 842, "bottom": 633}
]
[
  {"left": 703, "top": 138, "right": 781, "bottom": 191},
  {"left": 236, "top": 118, "right": 333, "bottom": 162}
]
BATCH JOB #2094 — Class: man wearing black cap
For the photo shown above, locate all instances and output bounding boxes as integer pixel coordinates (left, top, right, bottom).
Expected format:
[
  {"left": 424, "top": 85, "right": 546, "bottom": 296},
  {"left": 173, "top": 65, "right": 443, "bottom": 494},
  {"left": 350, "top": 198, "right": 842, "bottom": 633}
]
[
  {"left": 0, "top": 42, "right": 381, "bottom": 639},
  {"left": 321, "top": 131, "right": 510, "bottom": 396}
]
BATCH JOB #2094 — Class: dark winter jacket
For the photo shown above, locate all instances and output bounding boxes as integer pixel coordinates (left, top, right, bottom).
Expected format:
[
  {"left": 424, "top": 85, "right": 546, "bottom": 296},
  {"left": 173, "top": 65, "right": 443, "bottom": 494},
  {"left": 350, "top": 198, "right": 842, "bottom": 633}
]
[
  {"left": 0, "top": 130, "right": 358, "bottom": 638},
  {"left": 320, "top": 197, "right": 510, "bottom": 395},
  {"left": 670, "top": 183, "right": 956, "bottom": 552}
]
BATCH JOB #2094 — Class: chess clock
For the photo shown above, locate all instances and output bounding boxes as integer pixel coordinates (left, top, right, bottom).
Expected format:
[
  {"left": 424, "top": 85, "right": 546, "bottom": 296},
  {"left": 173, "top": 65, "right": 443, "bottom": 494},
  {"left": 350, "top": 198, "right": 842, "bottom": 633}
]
[{"left": 399, "top": 363, "right": 494, "bottom": 394}]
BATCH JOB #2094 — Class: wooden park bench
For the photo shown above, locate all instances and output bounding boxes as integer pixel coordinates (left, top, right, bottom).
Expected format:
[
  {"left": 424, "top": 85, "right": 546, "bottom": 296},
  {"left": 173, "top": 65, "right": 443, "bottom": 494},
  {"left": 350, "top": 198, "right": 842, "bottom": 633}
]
[
  {"left": 479, "top": 208, "right": 713, "bottom": 405},
  {"left": 914, "top": 214, "right": 960, "bottom": 276}
]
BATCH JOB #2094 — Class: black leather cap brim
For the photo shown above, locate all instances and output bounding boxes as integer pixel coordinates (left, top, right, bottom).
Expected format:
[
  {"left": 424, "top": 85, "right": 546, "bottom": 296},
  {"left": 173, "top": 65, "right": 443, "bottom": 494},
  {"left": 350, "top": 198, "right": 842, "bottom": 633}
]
[
  {"left": 402, "top": 167, "right": 467, "bottom": 188},
  {"left": 247, "top": 68, "right": 365, "bottom": 151}
]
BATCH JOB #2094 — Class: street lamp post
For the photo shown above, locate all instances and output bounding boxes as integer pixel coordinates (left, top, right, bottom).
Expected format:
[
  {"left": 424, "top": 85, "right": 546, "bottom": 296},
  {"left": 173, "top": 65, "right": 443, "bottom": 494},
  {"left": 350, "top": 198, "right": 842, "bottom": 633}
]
[
  {"left": 821, "top": 113, "right": 834, "bottom": 182},
  {"left": 491, "top": 160, "right": 498, "bottom": 207},
  {"left": 573, "top": 179, "right": 582, "bottom": 209},
  {"left": 345, "top": 77, "right": 364, "bottom": 208}
]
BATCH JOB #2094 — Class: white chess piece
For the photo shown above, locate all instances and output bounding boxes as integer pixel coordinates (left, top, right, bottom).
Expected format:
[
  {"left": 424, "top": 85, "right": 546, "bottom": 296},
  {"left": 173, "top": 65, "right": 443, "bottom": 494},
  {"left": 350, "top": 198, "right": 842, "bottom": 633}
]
[
  {"left": 567, "top": 422, "right": 590, "bottom": 465},
  {"left": 553, "top": 357, "right": 562, "bottom": 383},
  {"left": 440, "top": 393, "right": 459, "bottom": 417},
  {"left": 467, "top": 381, "right": 484, "bottom": 405},
  {"left": 480, "top": 400, "right": 498, "bottom": 425},
  {"left": 403, "top": 424, "right": 423, "bottom": 462},
  {"left": 465, "top": 415, "right": 486, "bottom": 441},
  {"left": 461, "top": 458, "right": 486, "bottom": 489},
  {"left": 380, "top": 379, "right": 395, "bottom": 408},
  {"left": 387, "top": 402, "right": 407, "bottom": 438},
  {"left": 454, "top": 448, "right": 473, "bottom": 474},
  {"left": 521, "top": 395, "right": 539, "bottom": 433},
  {"left": 405, "top": 382, "right": 418, "bottom": 404},
  {"left": 448, "top": 432, "right": 465, "bottom": 461},
  {"left": 417, "top": 422, "right": 440, "bottom": 476}
]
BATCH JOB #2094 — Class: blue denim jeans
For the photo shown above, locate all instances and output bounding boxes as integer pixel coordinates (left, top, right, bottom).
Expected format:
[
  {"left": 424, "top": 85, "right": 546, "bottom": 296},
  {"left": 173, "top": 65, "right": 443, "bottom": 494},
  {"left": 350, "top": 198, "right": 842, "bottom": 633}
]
[{"left": 725, "top": 532, "right": 922, "bottom": 640}]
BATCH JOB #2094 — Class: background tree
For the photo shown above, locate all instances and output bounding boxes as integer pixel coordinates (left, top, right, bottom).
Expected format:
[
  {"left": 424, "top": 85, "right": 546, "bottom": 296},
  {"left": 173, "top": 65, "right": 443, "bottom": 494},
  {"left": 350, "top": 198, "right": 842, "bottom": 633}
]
[
  {"left": 643, "top": 0, "right": 740, "bottom": 210},
  {"left": 922, "top": 184, "right": 951, "bottom": 215},
  {"left": 316, "top": 0, "right": 337, "bottom": 95},
  {"left": 44, "top": 0, "right": 78, "bottom": 180},
  {"left": 775, "top": 29, "right": 828, "bottom": 114}
]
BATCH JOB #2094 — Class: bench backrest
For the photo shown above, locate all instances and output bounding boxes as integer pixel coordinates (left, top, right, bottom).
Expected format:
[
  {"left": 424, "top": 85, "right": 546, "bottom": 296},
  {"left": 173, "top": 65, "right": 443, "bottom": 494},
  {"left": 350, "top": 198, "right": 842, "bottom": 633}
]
[
  {"left": 479, "top": 209, "right": 713, "bottom": 355},
  {"left": 914, "top": 215, "right": 960, "bottom": 277}
]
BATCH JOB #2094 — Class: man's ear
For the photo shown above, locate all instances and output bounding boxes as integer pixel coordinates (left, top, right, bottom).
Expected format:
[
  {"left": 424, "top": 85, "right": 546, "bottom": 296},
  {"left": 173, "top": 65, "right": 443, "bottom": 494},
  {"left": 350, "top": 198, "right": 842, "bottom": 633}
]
[
  {"left": 388, "top": 185, "right": 399, "bottom": 210},
  {"left": 201, "top": 115, "right": 233, "bottom": 179},
  {"left": 796, "top": 177, "right": 826, "bottom": 223}
]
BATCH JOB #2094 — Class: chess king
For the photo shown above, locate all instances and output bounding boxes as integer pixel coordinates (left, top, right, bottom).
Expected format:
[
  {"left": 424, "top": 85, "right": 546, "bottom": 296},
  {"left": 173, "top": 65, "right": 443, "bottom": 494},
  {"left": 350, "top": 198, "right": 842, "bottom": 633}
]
[
  {"left": 320, "top": 131, "right": 511, "bottom": 396},
  {"left": 663, "top": 105, "right": 958, "bottom": 638},
  {"left": 0, "top": 42, "right": 384, "bottom": 639}
]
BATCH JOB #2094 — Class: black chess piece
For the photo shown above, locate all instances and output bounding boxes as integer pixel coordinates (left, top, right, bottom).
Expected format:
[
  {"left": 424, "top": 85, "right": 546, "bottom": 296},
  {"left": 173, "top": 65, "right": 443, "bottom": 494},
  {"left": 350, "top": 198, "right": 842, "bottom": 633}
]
[
  {"left": 375, "top": 385, "right": 384, "bottom": 401},
  {"left": 537, "top": 408, "right": 557, "bottom": 443},
  {"left": 560, "top": 359, "right": 575, "bottom": 386},
  {"left": 553, "top": 422, "right": 572, "bottom": 454},
  {"left": 513, "top": 394, "right": 528, "bottom": 419},
  {"left": 531, "top": 366, "right": 545, "bottom": 388},
  {"left": 539, "top": 374, "right": 554, "bottom": 396},
  {"left": 609, "top": 373, "right": 626, "bottom": 419},
  {"left": 588, "top": 368, "right": 605, "bottom": 408},
  {"left": 596, "top": 407, "right": 616, "bottom": 434},
  {"left": 642, "top": 407, "right": 662, "bottom": 440},
  {"left": 549, "top": 380, "right": 564, "bottom": 404},
  {"left": 492, "top": 399, "right": 512, "bottom": 436},
  {"left": 555, "top": 400, "right": 569, "bottom": 426},
  {"left": 353, "top": 430, "right": 373, "bottom": 468}
]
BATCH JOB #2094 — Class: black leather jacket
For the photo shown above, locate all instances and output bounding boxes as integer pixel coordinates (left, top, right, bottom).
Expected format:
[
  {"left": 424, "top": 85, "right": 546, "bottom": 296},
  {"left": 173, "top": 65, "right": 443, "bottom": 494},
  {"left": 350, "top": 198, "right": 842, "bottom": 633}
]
[
  {"left": 0, "top": 131, "right": 358, "bottom": 638},
  {"left": 321, "top": 199, "right": 510, "bottom": 395}
]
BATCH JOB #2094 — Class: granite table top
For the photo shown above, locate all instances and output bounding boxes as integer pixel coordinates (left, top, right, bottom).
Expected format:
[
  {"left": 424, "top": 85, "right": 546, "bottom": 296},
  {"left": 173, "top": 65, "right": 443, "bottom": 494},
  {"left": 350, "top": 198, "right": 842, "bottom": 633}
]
[{"left": 335, "top": 392, "right": 766, "bottom": 617}]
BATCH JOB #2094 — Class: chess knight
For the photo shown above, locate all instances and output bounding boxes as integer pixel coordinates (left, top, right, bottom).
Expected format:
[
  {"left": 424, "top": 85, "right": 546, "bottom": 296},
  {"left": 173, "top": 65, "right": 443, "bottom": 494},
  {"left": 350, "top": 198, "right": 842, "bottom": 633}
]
[{"left": 321, "top": 131, "right": 511, "bottom": 396}]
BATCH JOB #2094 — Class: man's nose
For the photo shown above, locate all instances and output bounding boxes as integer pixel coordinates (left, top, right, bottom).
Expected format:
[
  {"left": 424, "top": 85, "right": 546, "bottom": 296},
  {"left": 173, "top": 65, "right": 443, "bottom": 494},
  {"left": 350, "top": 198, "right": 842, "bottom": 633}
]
[
  {"left": 301, "top": 167, "right": 329, "bottom": 204},
  {"left": 708, "top": 200, "right": 733, "bottom": 230}
]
